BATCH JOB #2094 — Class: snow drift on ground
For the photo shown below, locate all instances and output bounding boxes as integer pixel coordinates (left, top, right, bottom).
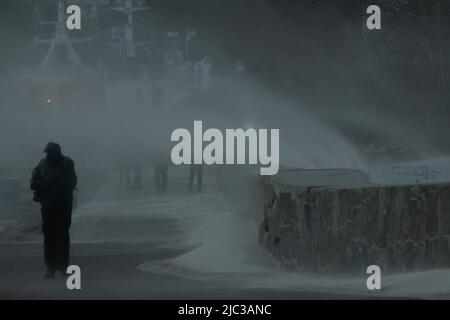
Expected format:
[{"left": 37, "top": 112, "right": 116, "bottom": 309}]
[
  {"left": 369, "top": 156, "right": 450, "bottom": 185},
  {"left": 138, "top": 192, "right": 450, "bottom": 299}
]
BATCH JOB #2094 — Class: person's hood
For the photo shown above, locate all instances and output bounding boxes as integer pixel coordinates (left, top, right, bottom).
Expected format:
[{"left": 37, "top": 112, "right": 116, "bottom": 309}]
[{"left": 44, "top": 142, "right": 63, "bottom": 164}]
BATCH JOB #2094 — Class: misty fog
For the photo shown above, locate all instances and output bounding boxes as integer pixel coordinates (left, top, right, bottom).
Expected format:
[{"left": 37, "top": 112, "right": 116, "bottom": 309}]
[{"left": 1, "top": 0, "right": 450, "bottom": 299}]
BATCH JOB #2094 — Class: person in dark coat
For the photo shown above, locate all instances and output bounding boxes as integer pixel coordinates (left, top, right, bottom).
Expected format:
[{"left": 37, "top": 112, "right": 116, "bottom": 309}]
[
  {"left": 30, "top": 142, "right": 77, "bottom": 279},
  {"left": 117, "top": 156, "right": 132, "bottom": 189},
  {"left": 188, "top": 164, "right": 203, "bottom": 193},
  {"left": 154, "top": 154, "right": 169, "bottom": 195}
]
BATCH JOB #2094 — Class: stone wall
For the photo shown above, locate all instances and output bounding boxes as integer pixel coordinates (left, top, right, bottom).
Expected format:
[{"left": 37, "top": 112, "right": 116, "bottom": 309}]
[{"left": 259, "top": 171, "right": 450, "bottom": 274}]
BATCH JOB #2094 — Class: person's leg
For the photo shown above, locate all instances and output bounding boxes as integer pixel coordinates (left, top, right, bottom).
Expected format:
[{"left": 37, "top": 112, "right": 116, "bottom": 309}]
[
  {"left": 161, "top": 165, "right": 168, "bottom": 194},
  {"left": 118, "top": 169, "right": 123, "bottom": 189},
  {"left": 197, "top": 165, "right": 203, "bottom": 192},
  {"left": 125, "top": 167, "right": 131, "bottom": 188},
  {"left": 188, "top": 165, "right": 195, "bottom": 192},
  {"left": 55, "top": 205, "right": 72, "bottom": 273},
  {"left": 133, "top": 165, "right": 142, "bottom": 190},
  {"left": 154, "top": 166, "right": 161, "bottom": 194},
  {"left": 41, "top": 206, "right": 57, "bottom": 277}
]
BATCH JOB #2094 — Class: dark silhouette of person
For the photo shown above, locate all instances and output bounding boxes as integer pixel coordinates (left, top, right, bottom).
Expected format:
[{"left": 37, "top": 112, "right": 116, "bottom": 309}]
[
  {"left": 30, "top": 142, "right": 77, "bottom": 279},
  {"left": 130, "top": 143, "right": 143, "bottom": 190},
  {"left": 117, "top": 140, "right": 143, "bottom": 191},
  {"left": 132, "top": 158, "right": 143, "bottom": 190},
  {"left": 154, "top": 155, "right": 169, "bottom": 195},
  {"left": 188, "top": 164, "right": 203, "bottom": 193},
  {"left": 117, "top": 157, "right": 132, "bottom": 189}
]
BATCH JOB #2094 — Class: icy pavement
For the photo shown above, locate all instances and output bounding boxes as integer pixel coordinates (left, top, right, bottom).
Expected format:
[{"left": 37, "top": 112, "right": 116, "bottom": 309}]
[
  {"left": 131, "top": 172, "right": 450, "bottom": 299},
  {"left": 369, "top": 156, "right": 450, "bottom": 185},
  {"left": 137, "top": 192, "right": 450, "bottom": 299},
  {"left": 1, "top": 169, "right": 450, "bottom": 299},
  {"left": 0, "top": 189, "right": 364, "bottom": 299}
]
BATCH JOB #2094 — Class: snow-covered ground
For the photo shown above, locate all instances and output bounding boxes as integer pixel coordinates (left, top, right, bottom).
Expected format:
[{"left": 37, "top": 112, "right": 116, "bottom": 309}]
[
  {"left": 137, "top": 189, "right": 450, "bottom": 299},
  {"left": 3, "top": 167, "right": 450, "bottom": 299},
  {"left": 369, "top": 156, "right": 450, "bottom": 185}
]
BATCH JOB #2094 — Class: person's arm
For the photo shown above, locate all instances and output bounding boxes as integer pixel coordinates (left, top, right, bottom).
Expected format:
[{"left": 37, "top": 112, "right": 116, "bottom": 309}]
[
  {"left": 65, "top": 159, "right": 78, "bottom": 191},
  {"left": 31, "top": 160, "right": 56, "bottom": 192},
  {"left": 30, "top": 162, "right": 42, "bottom": 191}
]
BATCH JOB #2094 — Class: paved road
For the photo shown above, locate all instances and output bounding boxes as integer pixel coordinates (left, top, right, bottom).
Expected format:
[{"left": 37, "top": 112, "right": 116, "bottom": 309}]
[
  {"left": 0, "top": 172, "right": 377, "bottom": 300},
  {"left": 0, "top": 242, "right": 374, "bottom": 299},
  {"left": 0, "top": 218, "right": 371, "bottom": 299}
]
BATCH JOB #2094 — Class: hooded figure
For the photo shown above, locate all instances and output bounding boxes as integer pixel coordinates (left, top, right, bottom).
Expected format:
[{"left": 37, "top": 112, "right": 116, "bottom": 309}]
[
  {"left": 30, "top": 142, "right": 77, "bottom": 278},
  {"left": 31, "top": 142, "right": 77, "bottom": 206}
]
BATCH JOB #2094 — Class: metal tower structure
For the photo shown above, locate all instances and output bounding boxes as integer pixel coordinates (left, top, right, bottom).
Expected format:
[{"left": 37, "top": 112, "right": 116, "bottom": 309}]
[
  {"left": 35, "top": 0, "right": 89, "bottom": 69},
  {"left": 110, "top": 0, "right": 151, "bottom": 58}
]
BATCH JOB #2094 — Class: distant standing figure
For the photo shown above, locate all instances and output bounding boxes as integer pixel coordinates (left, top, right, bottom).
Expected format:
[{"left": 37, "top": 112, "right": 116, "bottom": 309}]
[
  {"left": 153, "top": 147, "right": 170, "bottom": 195},
  {"left": 154, "top": 161, "right": 168, "bottom": 195},
  {"left": 117, "top": 157, "right": 132, "bottom": 189},
  {"left": 30, "top": 142, "right": 77, "bottom": 279},
  {"left": 132, "top": 158, "right": 143, "bottom": 190},
  {"left": 188, "top": 164, "right": 203, "bottom": 193}
]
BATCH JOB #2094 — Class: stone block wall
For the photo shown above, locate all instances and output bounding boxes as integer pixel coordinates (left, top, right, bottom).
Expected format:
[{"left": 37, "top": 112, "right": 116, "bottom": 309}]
[{"left": 259, "top": 177, "right": 450, "bottom": 274}]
